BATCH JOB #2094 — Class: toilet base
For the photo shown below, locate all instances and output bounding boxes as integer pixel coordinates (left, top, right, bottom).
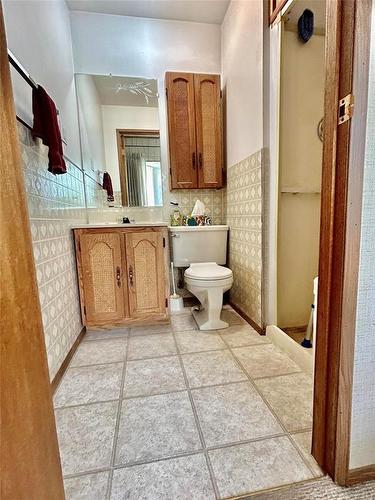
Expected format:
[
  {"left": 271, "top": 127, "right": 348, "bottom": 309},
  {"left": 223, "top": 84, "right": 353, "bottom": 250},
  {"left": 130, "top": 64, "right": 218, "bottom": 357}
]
[{"left": 191, "top": 306, "right": 229, "bottom": 331}]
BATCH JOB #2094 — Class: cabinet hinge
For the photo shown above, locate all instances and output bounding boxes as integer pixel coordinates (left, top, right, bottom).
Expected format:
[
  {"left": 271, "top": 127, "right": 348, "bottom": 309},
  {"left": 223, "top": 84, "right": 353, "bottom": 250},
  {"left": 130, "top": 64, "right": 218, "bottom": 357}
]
[
  {"left": 220, "top": 89, "right": 223, "bottom": 99},
  {"left": 78, "top": 241, "right": 81, "bottom": 252},
  {"left": 166, "top": 88, "right": 168, "bottom": 97},
  {"left": 165, "top": 298, "right": 168, "bottom": 308},
  {"left": 83, "top": 305, "right": 86, "bottom": 316},
  {"left": 163, "top": 237, "right": 166, "bottom": 248},
  {"left": 338, "top": 93, "right": 354, "bottom": 125}
]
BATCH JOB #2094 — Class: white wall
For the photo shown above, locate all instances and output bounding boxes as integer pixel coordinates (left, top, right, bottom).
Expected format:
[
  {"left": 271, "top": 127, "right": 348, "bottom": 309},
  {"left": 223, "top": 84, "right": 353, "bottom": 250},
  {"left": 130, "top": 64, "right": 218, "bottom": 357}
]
[
  {"left": 221, "top": 0, "right": 263, "bottom": 167},
  {"left": 76, "top": 74, "right": 106, "bottom": 172},
  {"left": 70, "top": 11, "right": 221, "bottom": 208},
  {"left": 3, "top": 0, "right": 81, "bottom": 165},
  {"left": 350, "top": 4, "right": 375, "bottom": 469},
  {"left": 101, "top": 105, "right": 160, "bottom": 190}
]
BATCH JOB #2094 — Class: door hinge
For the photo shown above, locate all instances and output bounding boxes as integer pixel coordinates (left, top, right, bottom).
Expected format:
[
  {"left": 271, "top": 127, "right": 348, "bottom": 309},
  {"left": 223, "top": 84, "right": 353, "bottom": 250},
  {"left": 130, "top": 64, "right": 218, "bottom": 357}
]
[
  {"left": 165, "top": 298, "right": 168, "bottom": 308},
  {"left": 163, "top": 237, "right": 166, "bottom": 248},
  {"left": 338, "top": 93, "right": 354, "bottom": 125}
]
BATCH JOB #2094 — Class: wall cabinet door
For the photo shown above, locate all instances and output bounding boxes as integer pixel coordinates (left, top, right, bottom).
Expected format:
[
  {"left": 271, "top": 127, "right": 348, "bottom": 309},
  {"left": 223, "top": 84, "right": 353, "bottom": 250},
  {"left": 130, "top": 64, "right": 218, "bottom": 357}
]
[
  {"left": 166, "top": 72, "right": 197, "bottom": 189},
  {"left": 125, "top": 231, "right": 166, "bottom": 318},
  {"left": 194, "top": 74, "right": 222, "bottom": 188},
  {"left": 79, "top": 232, "right": 125, "bottom": 324}
]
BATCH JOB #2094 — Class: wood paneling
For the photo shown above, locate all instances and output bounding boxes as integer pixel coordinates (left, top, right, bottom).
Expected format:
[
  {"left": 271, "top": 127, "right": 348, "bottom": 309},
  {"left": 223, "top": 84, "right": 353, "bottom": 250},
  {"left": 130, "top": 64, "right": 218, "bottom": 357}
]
[
  {"left": 194, "top": 74, "right": 222, "bottom": 188},
  {"left": 125, "top": 231, "right": 166, "bottom": 318},
  {"left": 346, "top": 465, "right": 375, "bottom": 486},
  {"left": 0, "top": 4, "right": 65, "bottom": 498},
  {"left": 166, "top": 72, "right": 197, "bottom": 189},
  {"left": 79, "top": 232, "right": 125, "bottom": 324}
]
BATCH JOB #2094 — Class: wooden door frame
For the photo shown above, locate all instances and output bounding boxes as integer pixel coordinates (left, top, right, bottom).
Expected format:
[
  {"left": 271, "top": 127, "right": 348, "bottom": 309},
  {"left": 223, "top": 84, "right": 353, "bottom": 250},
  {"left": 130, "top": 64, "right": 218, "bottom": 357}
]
[
  {"left": 312, "top": 0, "right": 374, "bottom": 486},
  {"left": 0, "top": 4, "right": 65, "bottom": 498},
  {"left": 116, "top": 128, "right": 160, "bottom": 206}
]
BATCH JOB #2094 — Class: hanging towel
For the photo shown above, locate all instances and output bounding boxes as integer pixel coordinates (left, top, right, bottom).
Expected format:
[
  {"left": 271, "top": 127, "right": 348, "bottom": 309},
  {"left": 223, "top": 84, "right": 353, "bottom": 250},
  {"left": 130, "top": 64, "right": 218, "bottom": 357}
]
[
  {"left": 32, "top": 86, "right": 66, "bottom": 174},
  {"left": 102, "top": 172, "right": 114, "bottom": 202}
]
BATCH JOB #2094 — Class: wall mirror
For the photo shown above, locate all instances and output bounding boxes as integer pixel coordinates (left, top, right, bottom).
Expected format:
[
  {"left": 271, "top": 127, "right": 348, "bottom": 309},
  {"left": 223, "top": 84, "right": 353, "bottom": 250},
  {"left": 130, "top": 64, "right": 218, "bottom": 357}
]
[{"left": 75, "top": 73, "right": 162, "bottom": 207}]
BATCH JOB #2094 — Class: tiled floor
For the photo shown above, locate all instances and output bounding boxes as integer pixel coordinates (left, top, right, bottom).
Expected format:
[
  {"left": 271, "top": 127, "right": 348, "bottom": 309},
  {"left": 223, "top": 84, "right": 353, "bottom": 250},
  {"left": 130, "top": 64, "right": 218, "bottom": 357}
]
[{"left": 54, "top": 307, "right": 322, "bottom": 500}]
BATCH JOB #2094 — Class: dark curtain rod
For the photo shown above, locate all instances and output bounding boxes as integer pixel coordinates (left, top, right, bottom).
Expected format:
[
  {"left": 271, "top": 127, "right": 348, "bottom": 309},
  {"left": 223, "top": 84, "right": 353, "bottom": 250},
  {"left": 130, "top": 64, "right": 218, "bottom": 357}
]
[{"left": 8, "top": 50, "right": 38, "bottom": 90}]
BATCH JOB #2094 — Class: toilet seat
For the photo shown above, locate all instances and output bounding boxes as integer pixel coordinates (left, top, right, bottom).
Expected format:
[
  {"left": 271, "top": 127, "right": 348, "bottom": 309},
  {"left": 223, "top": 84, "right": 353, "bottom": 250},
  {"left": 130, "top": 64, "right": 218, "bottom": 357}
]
[{"left": 185, "top": 262, "right": 233, "bottom": 281}]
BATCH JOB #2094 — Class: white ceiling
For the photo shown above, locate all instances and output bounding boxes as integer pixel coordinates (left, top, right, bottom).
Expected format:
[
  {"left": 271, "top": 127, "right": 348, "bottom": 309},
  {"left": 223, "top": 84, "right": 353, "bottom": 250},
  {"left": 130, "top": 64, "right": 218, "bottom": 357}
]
[
  {"left": 88, "top": 74, "right": 159, "bottom": 107},
  {"left": 66, "top": 0, "right": 230, "bottom": 25}
]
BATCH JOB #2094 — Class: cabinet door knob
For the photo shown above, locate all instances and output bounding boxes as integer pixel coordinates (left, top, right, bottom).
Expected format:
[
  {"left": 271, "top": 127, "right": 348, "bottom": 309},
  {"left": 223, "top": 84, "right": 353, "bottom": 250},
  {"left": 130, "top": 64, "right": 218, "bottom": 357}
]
[
  {"left": 129, "top": 265, "right": 134, "bottom": 286},
  {"left": 116, "top": 266, "right": 121, "bottom": 287},
  {"left": 192, "top": 152, "right": 196, "bottom": 170}
]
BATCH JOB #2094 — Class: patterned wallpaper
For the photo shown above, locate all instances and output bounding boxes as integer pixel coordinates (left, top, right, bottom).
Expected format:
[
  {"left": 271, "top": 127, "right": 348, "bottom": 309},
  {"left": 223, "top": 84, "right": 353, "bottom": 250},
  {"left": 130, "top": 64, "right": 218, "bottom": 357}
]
[
  {"left": 225, "top": 150, "right": 263, "bottom": 328},
  {"left": 349, "top": 10, "right": 375, "bottom": 469},
  {"left": 18, "top": 122, "right": 106, "bottom": 380}
]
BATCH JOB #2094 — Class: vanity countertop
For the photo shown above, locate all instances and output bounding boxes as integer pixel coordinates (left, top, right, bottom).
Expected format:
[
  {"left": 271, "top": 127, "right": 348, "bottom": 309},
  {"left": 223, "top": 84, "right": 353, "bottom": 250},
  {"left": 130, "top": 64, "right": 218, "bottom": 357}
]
[{"left": 71, "top": 222, "right": 168, "bottom": 229}]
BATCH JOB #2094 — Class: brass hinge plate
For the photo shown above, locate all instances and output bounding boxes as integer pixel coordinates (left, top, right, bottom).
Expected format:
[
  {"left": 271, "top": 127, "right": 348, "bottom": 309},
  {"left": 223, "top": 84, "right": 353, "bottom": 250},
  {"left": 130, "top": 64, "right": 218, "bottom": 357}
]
[{"left": 338, "top": 93, "right": 354, "bottom": 125}]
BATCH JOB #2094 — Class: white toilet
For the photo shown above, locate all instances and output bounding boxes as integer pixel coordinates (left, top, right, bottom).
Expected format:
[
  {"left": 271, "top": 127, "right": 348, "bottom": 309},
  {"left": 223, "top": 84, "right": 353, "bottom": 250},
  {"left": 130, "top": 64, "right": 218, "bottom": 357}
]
[{"left": 169, "top": 225, "right": 233, "bottom": 330}]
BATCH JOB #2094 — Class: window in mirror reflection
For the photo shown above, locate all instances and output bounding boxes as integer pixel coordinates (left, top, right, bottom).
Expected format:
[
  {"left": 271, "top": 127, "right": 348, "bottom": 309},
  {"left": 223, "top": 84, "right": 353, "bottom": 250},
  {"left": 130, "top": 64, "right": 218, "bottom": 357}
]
[
  {"left": 75, "top": 73, "right": 162, "bottom": 207},
  {"left": 118, "top": 132, "right": 162, "bottom": 207}
]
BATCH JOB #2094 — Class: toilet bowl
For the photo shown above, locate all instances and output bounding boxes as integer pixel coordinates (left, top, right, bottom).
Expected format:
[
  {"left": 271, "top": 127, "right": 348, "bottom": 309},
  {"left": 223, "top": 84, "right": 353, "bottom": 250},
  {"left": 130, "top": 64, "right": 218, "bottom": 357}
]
[{"left": 185, "top": 262, "right": 233, "bottom": 330}]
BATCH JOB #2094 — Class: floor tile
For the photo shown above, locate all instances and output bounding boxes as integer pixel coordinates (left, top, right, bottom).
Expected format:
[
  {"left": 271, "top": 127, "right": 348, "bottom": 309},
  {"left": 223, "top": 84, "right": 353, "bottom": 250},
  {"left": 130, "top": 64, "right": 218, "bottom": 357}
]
[
  {"left": 220, "top": 308, "right": 246, "bottom": 325},
  {"left": 232, "top": 344, "right": 301, "bottom": 378},
  {"left": 123, "top": 356, "right": 186, "bottom": 397},
  {"left": 182, "top": 350, "right": 247, "bottom": 388},
  {"left": 115, "top": 392, "right": 201, "bottom": 465},
  {"left": 130, "top": 323, "right": 172, "bottom": 336},
  {"left": 209, "top": 436, "right": 313, "bottom": 498},
  {"left": 255, "top": 373, "right": 313, "bottom": 432},
  {"left": 171, "top": 313, "right": 198, "bottom": 331},
  {"left": 127, "top": 334, "right": 176, "bottom": 360},
  {"left": 291, "top": 431, "right": 323, "bottom": 476},
  {"left": 55, "top": 401, "right": 118, "bottom": 475},
  {"left": 54, "top": 363, "right": 123, "bottom": 407},
  {"left": 64, "top": 471, "right": 109, "bottom": 500},
  {"left": 110, "top": 454, "right": 215, "bottom": 500},
  {"left": 84, "top": 328, "right": 129, "bottom": 342},
  {"left": 192, "top": 382, "right": 282, "bottom": 447},
  {"left": 70, "top": 338, "right": 127, "bottom": 367},
  {"left": 175, "top": 329, "right": 226, "bottom": 354},
  {"left": 219, "top": 325, "right": 270, "bottom": 347}
]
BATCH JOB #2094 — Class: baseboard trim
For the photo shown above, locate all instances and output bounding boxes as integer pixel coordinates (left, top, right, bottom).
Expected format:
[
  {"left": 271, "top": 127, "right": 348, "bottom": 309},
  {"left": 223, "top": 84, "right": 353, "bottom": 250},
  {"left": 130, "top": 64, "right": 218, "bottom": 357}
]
[
  {"left": 228, "top": 301, "right": 264, "bottom": 334},
  {"left": 51, "top": 327, "right": 86, "bottom": 393},
  {"left": 346, "top": 464, "right": 375, "bottom": 485}
]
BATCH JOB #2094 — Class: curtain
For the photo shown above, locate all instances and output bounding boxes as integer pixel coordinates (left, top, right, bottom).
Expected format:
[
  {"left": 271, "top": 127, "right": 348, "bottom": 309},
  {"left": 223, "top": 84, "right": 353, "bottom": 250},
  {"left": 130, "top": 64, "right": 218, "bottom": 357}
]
[{"left": 126, "top": 152, "right": 146, "bottom": 206}]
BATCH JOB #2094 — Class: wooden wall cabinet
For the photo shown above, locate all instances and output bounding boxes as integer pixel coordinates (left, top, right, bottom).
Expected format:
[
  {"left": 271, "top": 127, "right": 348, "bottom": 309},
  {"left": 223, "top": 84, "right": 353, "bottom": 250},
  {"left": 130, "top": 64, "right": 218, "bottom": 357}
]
[
  {"left": 74, "top": 227, "right": 170, "bottom": 327},
  {"left": 166, "top": 72, "right": 222, "bottom": 189}
]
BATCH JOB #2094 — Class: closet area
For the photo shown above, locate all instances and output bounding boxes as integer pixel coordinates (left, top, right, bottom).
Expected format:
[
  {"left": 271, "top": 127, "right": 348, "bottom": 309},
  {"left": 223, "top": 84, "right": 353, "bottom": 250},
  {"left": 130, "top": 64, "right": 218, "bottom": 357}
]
[{"left": 277, "top": 0, "right": 326, "bottom": 345}]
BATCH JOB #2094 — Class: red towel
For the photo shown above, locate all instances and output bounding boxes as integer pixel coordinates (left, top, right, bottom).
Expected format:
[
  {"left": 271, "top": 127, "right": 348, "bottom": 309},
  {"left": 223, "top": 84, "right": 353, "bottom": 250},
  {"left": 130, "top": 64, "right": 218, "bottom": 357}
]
[
  {"left": 32, "top": 86, "right": 66, "bottom": 175},
  {"left": 102, "top": 172, "right": 114, "bottom": 202}
]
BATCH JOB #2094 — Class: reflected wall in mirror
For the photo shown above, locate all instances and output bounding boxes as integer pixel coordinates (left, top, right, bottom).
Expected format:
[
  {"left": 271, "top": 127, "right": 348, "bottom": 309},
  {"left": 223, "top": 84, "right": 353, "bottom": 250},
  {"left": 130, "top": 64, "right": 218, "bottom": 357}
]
[{"left": 75, "top": 74, "right": 162, "bottom": 207}]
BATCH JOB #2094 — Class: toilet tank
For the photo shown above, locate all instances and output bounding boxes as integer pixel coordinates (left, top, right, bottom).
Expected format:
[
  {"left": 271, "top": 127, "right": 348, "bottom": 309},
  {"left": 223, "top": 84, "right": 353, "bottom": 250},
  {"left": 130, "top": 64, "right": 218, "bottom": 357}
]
[{"left": 169, "top": 225, "right": 229, "bottom": 267}]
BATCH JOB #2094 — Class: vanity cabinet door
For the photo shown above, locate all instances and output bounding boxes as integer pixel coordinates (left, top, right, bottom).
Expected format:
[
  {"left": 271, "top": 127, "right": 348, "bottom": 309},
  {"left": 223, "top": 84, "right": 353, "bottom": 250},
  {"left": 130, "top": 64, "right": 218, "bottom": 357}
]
[
  {"left": 194, "top": 74, "right": 222, "bottom": 188},
  {"left": 79, "top": 232, "right": 125, "bottom": 324},
  {"left": 166, "top": 72, "right": 198, "bottom": 189},
  {"left": 125, "top": 231, "right": 166, "bottom": 318}
]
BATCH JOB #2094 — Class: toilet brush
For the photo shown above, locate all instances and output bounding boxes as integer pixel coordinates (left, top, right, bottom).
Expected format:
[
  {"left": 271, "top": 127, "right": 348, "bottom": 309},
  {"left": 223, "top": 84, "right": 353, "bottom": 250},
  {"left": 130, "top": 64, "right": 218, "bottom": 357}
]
[{"left": 170, "top": 262, "right": 184, "bottom": 313}]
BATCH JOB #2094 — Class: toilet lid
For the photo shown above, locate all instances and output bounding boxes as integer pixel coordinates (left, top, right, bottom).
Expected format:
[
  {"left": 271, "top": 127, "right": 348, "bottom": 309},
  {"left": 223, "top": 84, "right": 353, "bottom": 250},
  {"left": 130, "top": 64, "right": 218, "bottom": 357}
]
[{"left": 185, "top": 262, "right": 233, "bottom": 281}]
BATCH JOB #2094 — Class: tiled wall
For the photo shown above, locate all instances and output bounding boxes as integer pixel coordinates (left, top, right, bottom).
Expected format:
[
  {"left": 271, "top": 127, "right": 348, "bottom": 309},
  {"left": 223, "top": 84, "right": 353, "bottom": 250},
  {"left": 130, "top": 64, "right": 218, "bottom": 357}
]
[
  {"left": 19, "top": 122, "right": 106, "bottom": 380},
  {"left": 225, "top": 151, "right": 263, "bottom": 328},
  {"left": 169, "top": 189, "right": 224, "bottom": 225},
  {"left": 349, "top": 11, "right": 375, "bottom": 469}
]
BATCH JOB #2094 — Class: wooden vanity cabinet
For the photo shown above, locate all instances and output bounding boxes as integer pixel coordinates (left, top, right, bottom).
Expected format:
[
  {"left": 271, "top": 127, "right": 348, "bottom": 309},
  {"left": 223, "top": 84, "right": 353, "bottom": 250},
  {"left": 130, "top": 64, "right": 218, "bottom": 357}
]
[
  {"left": 166, "top": 72, "right": 222, "bottom": 189},
  {"left": 74, "top": 227, "right": 170, "bottom": 328}
]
